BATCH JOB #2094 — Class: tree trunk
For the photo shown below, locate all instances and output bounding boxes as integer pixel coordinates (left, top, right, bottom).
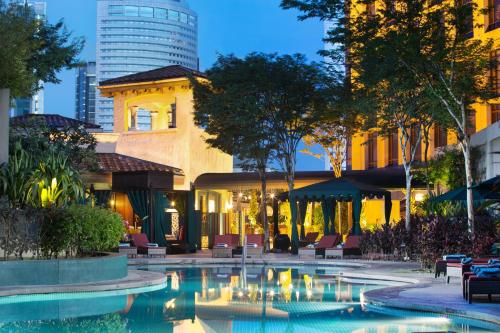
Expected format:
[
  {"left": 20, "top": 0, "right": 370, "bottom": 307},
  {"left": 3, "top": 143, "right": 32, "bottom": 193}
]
[
  {"left": 404, "top": 166, "right": 412, "bottom": 231},
  {"left": 423, "top": 128, "right": 431, "bottom": 195},
  {"left": 461, "top": 139, "right": 475, "bottom": 235},
  {"left": 0, "top": 88, "right": 10, "bottom": 165},
  {"left": 258, "top": 169, "right": 269, "bottom": 252}
]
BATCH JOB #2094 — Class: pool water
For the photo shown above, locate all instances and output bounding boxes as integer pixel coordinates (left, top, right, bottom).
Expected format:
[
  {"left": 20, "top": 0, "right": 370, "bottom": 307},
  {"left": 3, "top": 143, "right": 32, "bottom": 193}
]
[{"left": 0, "top": 265, "right": 498, "bottom": 333}]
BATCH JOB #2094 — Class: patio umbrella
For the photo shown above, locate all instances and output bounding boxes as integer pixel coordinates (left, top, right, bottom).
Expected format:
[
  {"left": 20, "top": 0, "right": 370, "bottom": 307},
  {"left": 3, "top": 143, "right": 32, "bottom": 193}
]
[
  {"left": 472, "top": 176, "right": 500, "bottom": 194},
  {"left": 431, "top": 186, "right": 500, "bottom": 202}
]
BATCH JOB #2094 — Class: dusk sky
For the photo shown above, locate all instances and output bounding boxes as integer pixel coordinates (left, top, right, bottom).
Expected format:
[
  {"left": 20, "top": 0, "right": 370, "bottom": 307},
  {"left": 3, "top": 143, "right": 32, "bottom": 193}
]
[{"left": 43, "top": 0, "right": 326, "bottom": 170}]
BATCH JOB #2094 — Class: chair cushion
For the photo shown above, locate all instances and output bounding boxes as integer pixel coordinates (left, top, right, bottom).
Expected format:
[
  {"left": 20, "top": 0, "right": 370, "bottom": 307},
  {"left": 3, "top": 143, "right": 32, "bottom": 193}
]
[
  {"left": 131, "top": 233, "right": 149, "bottom": 247},
  {"left": 316, "top": 234, "right": 340, "bottom": 249},
  {"left": 344, "top": 235, "right": 361, "bottom": 250},
  {"left": 443, "top": 254, "right": 466, "bottom": 260},
  {"left": 246, "top": 234, "right": 264, "bottom": 246}
]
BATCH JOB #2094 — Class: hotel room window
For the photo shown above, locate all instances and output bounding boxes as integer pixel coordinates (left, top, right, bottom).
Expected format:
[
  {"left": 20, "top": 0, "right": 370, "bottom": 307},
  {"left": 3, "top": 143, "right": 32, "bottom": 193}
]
[
  {"left": 488, "top": 0, "right": 500, "bottom": 31},
  {"left": 367, "top": 133, "right": 378, "bottom": 169},
  {"left": 491, "top": 104, "right": 500, "bottom": 123},
  {"left": 491, "top": 50, "right": 500, "bottom": 96},
  {"left": 388, "top": 132, "right": 399, "bottom": 166},
  {"left": 410, "top": 127, "right": 422, "bottom": 162},
  {"left": 434, "top": 125, "right": 447, "bottom": 148}
]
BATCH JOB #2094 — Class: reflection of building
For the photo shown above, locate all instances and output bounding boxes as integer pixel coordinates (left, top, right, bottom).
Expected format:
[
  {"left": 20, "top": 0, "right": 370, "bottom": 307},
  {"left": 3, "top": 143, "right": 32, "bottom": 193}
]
[
  {"left": 9, "top": 0, "right": 46, "bottom": 118},
  {"left": 75, "top": 62, "right": 97, "bottom": 124},
  {"left": 95, "top": 0, "right": 198, "bottom": 131}
]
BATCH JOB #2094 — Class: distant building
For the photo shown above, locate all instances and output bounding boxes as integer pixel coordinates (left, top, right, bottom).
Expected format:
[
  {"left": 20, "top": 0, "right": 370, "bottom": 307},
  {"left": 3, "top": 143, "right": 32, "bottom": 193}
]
[
  {"left": 95, "top": 0, "right": 199, "bottom": 132},
  {"left": 75, "top": 62, "right": 97, "bottom": 124},
  {"left": 10, "top": 0, "right": 46, "bottom": 117}
]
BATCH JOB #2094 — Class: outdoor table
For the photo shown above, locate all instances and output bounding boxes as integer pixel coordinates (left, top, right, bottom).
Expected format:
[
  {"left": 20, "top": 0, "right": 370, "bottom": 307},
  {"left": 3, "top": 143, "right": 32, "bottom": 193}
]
[{"left": 325, "top": 248, "right": 343, "bottom": 259}]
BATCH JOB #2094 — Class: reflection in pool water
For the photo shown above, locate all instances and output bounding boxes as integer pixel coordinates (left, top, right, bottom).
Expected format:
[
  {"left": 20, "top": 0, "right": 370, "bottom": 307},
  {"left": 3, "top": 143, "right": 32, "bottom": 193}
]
[{"left": 0, "top": 265, "right": 498, "bottom": 333}]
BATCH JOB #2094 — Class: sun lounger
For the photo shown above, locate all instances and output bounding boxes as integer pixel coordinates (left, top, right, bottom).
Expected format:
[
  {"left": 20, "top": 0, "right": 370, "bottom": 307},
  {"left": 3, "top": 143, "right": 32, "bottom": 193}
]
[
  {"left": 131, "top": 233, "right": 166, "bottom": 258},
  {"left": 325, "top": 235, "right": 362, "bottom": 259},
  {"left": 212, "top": 234, "right": 240, "bottom": 258},
  {"left": 299, "top": 232, "right": 319, "bottom": 247},
  {"left": 446, "top": 258, "right": 494, "bottom": 283},
  {"left": 246, "top": 234, "right": 264, "bottom": 258},
  {"left": 298, "top": 234, "right": 341, "bottom": 259},
  {"left": 466, "top": 271, "right": 500, "bottom": 303}
]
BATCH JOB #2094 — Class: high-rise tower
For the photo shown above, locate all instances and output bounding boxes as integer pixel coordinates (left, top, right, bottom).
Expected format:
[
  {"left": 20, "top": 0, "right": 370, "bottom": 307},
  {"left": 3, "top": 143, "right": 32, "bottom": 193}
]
[{"left": 95, "top": 0, "right": 198, "bottom": 131}]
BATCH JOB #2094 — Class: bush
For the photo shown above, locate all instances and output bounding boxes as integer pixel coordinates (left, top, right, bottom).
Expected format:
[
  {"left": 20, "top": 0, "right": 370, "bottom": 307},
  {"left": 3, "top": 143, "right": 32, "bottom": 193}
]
[
  {"left": 39, "top": 205, "right": 124, "bottom": 259},
  {"left": 360, "top": 214, "right": 498, "bottom": 268}
]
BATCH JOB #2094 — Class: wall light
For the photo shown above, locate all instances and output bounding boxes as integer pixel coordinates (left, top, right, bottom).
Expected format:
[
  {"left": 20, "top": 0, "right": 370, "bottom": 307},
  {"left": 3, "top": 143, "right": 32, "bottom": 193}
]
[{"left": 415, "top": 193, "right": 425, "bottom": 202}]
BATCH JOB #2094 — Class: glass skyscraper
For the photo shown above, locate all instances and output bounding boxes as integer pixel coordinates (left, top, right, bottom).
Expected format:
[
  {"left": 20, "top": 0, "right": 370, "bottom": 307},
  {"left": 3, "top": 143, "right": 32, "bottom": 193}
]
[
  {"left": 75, "top": 62, "right": 97, "bottom": 124},
  {"left": 96, "top": 0, "right": 198, "bottom": 131}
]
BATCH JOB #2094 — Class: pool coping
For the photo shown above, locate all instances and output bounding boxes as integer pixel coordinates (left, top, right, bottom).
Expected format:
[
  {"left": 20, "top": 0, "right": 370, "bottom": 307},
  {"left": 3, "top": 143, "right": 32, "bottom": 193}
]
[
  {"left": 0, "top": 269, "right": 167, "bottom": 298},
  {"left": 363, "top": 283, "right": 500, "bottom": 326}
]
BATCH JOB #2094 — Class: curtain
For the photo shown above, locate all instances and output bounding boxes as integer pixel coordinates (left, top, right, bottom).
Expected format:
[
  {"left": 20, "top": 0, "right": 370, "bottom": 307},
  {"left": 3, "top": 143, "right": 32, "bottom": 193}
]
[
  {"left": 186, "top": 189, "right": 197, "bottom": 251},
  {"left": 290, "top": 193, "right": 299, "bottom": 254},
  {"left": 273, "top": 199, "right": 279, "bottom": 237},
  {"left": 330, "top": 199, "right": 337, "bottom": 235},
  {"left": 384, "top": 195, "right": 392, "bottom": 225},
  {"left": 298, "top": 200, "right": 307, "bottom": 240},
  {"left": 352, "top": 193, "right": 362, "bottom": 235},
  {"left": 153, "top": 191, "right": 170, "bottom": 247},
  {"left": 321, "top": 199, "right": 330, "bottom": 235},
  {"left": 128, "top": 190, "right": 150, "bottom": 239}
]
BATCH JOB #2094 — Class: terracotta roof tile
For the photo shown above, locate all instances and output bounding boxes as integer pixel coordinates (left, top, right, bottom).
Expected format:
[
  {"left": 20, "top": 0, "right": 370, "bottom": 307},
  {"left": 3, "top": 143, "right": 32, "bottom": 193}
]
[
  {"left": 99, "top": 65, "right": 206, "bottom": 86},
  {"left": 10, "top": 114, "right": 101, "bottom": 129},
  {"left": 97, "top": 153, "right": 184, "bottom": 175}
]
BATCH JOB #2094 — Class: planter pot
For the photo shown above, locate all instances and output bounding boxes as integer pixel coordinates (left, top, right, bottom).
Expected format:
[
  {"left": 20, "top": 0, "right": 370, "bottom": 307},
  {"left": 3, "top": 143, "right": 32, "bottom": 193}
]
[{"left": 0, "top": 253, "right": 127, "bottom": 286}]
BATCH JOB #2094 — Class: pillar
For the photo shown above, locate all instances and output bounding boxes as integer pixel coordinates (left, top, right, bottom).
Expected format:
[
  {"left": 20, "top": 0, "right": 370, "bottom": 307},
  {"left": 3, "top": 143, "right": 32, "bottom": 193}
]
[{"left": 0, "top": 89, "right": 9, "bottom": 165}]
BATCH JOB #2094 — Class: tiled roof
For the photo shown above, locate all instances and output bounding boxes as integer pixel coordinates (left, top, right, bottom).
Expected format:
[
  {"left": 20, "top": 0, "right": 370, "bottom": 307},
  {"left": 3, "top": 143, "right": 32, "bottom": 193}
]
[
  {"left": 97, "top": 153, "right": 184, "bottom": 175},
  {"left": 99, "top": 65, "right": 206, "bottom": 86},
  {"left": 10, "top": 114, "right": 101, "bottom": 129}
]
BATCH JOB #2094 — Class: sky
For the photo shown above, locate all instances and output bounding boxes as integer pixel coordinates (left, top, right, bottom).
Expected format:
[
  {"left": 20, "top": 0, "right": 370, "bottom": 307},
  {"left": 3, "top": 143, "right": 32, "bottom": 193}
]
[{"left": 42, "top": 0, "right": 327, "bottom": 171}]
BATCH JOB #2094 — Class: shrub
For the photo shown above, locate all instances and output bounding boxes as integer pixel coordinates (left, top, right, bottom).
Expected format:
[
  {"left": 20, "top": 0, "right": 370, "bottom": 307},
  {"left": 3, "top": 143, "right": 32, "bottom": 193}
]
[
  {"left": 39, "top": 205, "right": 124, "bottom": 259},
  {"left": 360, "top": 214, "right": 498, "bottom": 268}
]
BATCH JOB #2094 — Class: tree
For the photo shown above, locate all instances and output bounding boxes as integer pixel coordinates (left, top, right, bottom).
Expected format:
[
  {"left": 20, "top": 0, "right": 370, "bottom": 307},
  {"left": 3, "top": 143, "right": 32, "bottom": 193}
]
[
  {"left": 282, "top": 0, "right": 494, "bottom": 234},
  {"left": 191, "top": 54, "right": 277, "bottom": 251},
  {"left": 0, "top": 0, "right": 84, "bottom": 165},
  {"left": 267, "top": 54, "right": 328, "bottom": 253}
]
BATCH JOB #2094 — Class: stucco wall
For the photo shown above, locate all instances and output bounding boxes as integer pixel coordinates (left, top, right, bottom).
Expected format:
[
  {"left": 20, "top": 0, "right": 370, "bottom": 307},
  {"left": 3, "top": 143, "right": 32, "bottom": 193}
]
[{"left": 95, "top": 78, "right": 233, "bottom": 190}]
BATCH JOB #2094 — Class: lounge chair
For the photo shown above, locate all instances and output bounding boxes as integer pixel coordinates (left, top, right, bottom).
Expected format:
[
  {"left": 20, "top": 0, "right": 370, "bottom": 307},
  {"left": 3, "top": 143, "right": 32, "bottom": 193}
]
[
  {"left": 245, "top": 234, "right": 264, "bottom": 258},
  {"left": 434, "top": 254, "right": 466, "bottom": 278},
  {"left": 212, "top": 234, "right": 240, "bottom": 258},
  {"left": 343, "top": 235, "right": 362, "bottom": 257},
  {"left": 466, "top": 266, "right": 500, "bottom": 303},
  {"left": 298, "top": 234, "right": 341, "bottom": 259},
  {"left": 131, "top": 233, "right": 166, "bottom": 258},
  {"left": 325, "top": 235, "right": 362, "bottom": 259},
  {"left": 446, "top": 258, "right": 495, "bottom": 283},
  {"left": 299, "top": 232, "right": 319, "bottom": 247}
]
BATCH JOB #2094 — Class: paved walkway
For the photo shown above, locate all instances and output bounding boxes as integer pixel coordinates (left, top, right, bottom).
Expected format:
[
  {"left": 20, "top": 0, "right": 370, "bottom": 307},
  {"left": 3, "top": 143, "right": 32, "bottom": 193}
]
[
  {"left": 130, "top": 252, "right": 500, "bottom": 325},
  {"left": 0, "top": 269, "right": 166, "bottom": 297}
]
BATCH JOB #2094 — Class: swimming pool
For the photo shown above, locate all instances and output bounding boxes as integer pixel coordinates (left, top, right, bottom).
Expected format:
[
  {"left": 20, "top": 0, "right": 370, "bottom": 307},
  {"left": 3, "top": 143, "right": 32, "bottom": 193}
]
[{"left": 0, "top": 265, "right": 498, "bottom": 332}]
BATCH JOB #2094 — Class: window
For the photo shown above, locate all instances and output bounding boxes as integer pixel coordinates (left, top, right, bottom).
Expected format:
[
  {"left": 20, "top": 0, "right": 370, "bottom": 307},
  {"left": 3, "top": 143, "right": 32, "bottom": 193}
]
[
  {"left": 457, "top": 0, "right": 473, "bottom": 38},
  {"left": 346, "top": 138, "right": 352, "bottom": 171},
  {"left": 180, "top": 12, "right": 188, "bottom": 24},
  {"left": 488, "top": 0, "right": 500, "bottom": 31},
  {"left": 467, "top": 111, "right": 476, "bottom": 136},
  {"left": 155, "top": 8, "right": 167, "bottom": 19},
  {"left": 109, "top": 5, "right": 123, "bottom": 16},
  {"left": 492, "top": 104, "right": 500, "bottom": 123},
  {"left": 139, "top": 7, "right": 154, "bottom": 18},
  {"left": 367, "top": 133, "right": 378, "bottom": 169},
  {"left": 189, "top": 15, "right": 196, "bottom": 26},
  {"left": 434, "top": 126, "right": 447, "bottom": 148},
  {"left": 366, "top": 3, "right": 376, "bottom": 17},
  {"left": 491, "top": 50, "right": 500, "bottom": 96},
  {"left": 124, "top": 6, "right": 139, "bottom": 17},
  {"left": 388, "top": 132, "right": 399, "bottom": 166},
  {"left": 169, "top": 10, "right": 179, "bottom": 21}
]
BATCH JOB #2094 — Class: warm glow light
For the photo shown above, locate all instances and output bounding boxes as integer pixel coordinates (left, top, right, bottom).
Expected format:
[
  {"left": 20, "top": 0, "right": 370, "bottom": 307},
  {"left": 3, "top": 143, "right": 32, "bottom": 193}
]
[
  {"left": 238, "top": 192, "right": 243, "bottom": 198},
  {"left": 171, "top": 201, "right": 176, "bottom": 207},
  {"left": 415, "top": 193, "right": 425, "bottom": 202},
  {"left": 109, "top": 199, "right": 115, "bottom": 206},
  {"left": 238, "top": 291, "right": 244, "bottom": 298},
  {"left": 270, "top": 193, "right": 275, "bottom": 199},
  {"left": 208, "top": 200, "right": 215, "bottom": 213}
]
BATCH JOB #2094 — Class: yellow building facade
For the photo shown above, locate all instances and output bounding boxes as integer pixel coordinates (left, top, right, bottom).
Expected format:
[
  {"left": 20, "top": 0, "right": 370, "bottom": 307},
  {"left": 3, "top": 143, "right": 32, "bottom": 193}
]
[{"left": 348, "top": 0, "right": 500, "bottom": 175}]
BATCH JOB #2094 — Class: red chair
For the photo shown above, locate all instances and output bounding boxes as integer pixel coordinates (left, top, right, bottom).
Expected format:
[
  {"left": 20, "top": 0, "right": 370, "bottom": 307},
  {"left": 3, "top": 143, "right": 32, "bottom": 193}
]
[
  {"left": 213, "top": 234, "right": 240, "bottom": 258},
  {"left": 299, "top": 234, "right": 341, "bottom": 259},
  {"left": 131, "top": 233, "right": 166, "bottom": 257},
  {"left": 466, "top": 275, "right": 500, "bottom": 304},
  {"left": 246, "top": 234, "right": 264, "bottom": 258},
  {"left": 299, "top": 232, "right": 319, "bottom": 247},
  {"left": 343, "top": 235, "right": 362, "bottom": 257}
]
